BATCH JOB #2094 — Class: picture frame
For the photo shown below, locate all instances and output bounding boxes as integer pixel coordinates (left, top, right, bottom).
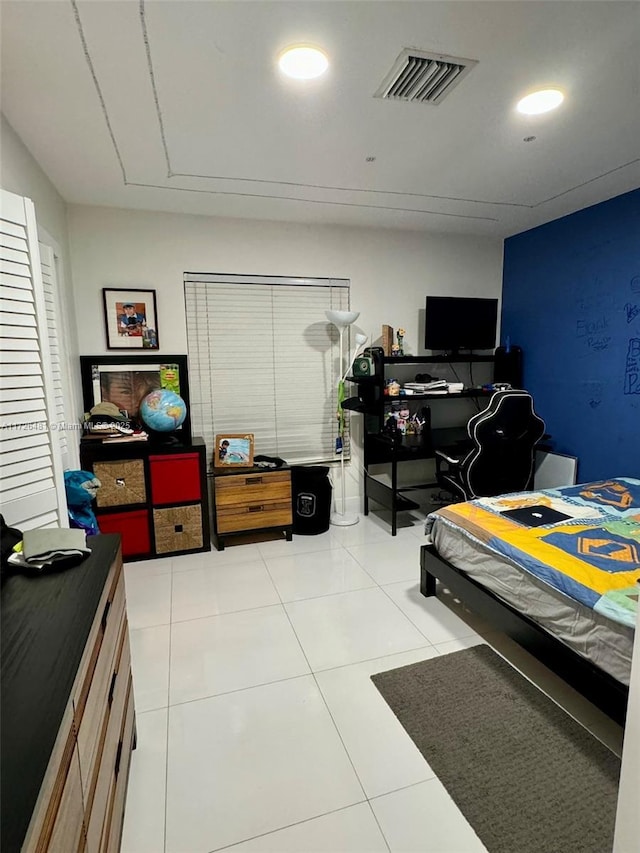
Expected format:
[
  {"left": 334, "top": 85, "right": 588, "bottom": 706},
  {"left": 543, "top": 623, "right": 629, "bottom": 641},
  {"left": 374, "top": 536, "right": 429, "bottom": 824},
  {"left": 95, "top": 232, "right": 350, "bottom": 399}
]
[
  {"left": 102, "top": 287, "right": 159, "bottom": 350},
  {"left": 80, "top": 355, "right": 191, "bottom": 442},
  {"left": 214, "top": 434, "right": 254, "bottom": 468}
]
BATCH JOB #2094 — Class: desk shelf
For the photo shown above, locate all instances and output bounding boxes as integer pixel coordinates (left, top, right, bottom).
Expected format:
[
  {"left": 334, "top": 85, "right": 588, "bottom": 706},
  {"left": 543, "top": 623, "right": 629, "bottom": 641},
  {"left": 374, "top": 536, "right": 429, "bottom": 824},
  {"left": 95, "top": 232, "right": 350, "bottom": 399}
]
[{"left": 346, "top": 351, "right": 500, "bottom": 535}]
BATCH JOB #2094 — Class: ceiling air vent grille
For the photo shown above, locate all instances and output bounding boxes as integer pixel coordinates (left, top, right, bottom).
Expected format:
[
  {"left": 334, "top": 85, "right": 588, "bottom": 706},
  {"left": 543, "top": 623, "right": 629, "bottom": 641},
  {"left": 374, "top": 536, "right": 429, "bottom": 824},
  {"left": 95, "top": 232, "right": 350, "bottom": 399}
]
[{"left": 374, "top": 49, "right": 477, "bottom": 105}]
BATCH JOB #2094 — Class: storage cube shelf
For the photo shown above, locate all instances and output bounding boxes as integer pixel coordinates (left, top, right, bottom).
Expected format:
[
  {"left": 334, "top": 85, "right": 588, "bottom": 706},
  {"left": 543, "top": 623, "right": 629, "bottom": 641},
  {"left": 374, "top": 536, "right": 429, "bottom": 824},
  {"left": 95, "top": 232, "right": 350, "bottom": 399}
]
[{"left": 80, "top": 437, "right": 210, "bottom": 560}]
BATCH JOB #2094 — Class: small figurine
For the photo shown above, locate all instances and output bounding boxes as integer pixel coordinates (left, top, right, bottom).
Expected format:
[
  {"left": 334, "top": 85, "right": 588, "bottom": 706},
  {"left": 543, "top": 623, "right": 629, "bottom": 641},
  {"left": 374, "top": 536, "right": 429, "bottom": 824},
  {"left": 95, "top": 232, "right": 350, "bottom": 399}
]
[
  {"left": 396, "top": 328, "right": 405, "bottom": 356},
  {"left": 396, "top": 403, "right": 411, "bottom": 434}
]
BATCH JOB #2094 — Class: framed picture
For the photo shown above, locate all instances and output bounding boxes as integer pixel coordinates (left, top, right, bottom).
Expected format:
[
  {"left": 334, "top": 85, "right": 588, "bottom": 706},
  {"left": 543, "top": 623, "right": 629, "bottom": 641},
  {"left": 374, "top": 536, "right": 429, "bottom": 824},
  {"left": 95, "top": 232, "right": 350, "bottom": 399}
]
[
  {"left": 80, "top": 355, "right": 191, "bottom": 441},
  {"left": 102, "top": 288, "right": 159, "bottom": 350},
  {"left": 214, "top": 434, "right": 254, "bottom": 468}
]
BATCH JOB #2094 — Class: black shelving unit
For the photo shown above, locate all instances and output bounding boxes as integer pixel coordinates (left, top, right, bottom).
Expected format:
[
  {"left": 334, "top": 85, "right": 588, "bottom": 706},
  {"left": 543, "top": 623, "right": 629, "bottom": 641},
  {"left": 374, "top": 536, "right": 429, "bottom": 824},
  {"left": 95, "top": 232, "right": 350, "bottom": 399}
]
[{"left": 346, "top": 351, "right": 496, "bottom": 535}]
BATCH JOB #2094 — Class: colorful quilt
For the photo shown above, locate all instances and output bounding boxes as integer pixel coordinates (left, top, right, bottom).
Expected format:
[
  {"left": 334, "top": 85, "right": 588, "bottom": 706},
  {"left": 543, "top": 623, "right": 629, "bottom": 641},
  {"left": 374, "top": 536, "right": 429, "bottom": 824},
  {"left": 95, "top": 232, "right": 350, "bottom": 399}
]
[{"left": 427, "top": 478, "right": 640, "bottom": 628}]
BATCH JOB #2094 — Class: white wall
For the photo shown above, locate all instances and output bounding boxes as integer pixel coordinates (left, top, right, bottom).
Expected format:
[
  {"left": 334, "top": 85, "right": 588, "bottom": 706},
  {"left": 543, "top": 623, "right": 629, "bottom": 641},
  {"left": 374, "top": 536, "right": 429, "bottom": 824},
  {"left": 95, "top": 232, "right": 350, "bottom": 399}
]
[
  {"left": 1, "top": 114, "right": 69, "bottom": 247},
  {"left": 67, "top": 204, "right": 503, "bottom": 357},
  {"left": 67, "top": 203, "right": 503, "bottom": 500}
]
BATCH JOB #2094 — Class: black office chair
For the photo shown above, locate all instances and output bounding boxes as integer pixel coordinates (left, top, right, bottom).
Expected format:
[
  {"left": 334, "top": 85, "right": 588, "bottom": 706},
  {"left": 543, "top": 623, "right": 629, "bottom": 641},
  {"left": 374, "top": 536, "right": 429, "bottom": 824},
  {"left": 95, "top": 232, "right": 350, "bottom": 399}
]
[{"left": 435, "top": 389, "right": 545, "bottom": 501}]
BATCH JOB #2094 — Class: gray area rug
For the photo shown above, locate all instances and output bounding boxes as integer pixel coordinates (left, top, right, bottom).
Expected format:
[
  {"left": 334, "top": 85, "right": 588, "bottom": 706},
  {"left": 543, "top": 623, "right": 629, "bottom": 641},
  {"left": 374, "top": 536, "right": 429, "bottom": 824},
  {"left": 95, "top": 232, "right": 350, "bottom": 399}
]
[{"left": 371, "top": 645, "right": 620, "bottom": 853}]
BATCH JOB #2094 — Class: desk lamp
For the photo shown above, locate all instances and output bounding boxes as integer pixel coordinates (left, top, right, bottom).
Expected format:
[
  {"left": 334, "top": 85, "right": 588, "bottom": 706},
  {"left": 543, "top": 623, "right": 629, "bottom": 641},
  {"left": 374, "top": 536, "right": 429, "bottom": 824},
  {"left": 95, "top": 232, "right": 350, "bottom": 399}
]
[{"left": 325, "top": 309, "right": 360, "bottom": 526}]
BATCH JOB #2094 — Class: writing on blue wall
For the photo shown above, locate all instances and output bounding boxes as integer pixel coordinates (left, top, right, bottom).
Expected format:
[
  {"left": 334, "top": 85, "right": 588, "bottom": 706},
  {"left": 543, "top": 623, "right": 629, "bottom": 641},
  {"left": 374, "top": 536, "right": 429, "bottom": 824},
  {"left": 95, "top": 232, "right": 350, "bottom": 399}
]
[
  {"left": 624, "top": 339, "right": 640, "bottom": 395},
  {"left": 502, "top": 188, "right": 640, "bottom": 481}
]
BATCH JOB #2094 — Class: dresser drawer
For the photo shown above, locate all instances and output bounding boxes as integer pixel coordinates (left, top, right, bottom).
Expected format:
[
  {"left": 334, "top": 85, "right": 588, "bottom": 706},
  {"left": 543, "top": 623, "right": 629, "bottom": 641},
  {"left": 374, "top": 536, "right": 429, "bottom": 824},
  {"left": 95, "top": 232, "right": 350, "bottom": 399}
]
[
  {"left": 102, "top": 686, "right": 136, "bottom": 853},
  {"left": 22, "top": 707, "right": 82, "bottom": 853},
  {"left": 217, "top": 501, "right": 292, "bottom": 534},
  {"left": 76, "top": 579, "right": 126, "bottom": 796},
  {"left": 47, "top": 743, "right": 86, "bottom": 853},
  {"left": 215, "top": 471, "right": 291, "bottom": 508},
  {"left": 84, "top": 637, "right": 131, "bottom": 853}
]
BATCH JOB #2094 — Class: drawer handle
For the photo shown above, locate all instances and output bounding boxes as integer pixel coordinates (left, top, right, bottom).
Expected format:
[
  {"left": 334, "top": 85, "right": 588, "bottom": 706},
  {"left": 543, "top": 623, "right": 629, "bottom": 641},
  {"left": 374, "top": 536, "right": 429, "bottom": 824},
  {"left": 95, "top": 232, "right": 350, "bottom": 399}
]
[
  {"left": 108, "top": 671, "right": 117, "bottom": 706},
  {"left": 114, "top": 740, "right": 123, "bottom": 778},
  {"left": 246, "top": 477, "right": 263, "bottom": 485},
  {"left": 248, "top": 505, "right": 264, "bottom": 513},
  {"left": 101, "top": 600, "right": 111, "bottom": 630}
]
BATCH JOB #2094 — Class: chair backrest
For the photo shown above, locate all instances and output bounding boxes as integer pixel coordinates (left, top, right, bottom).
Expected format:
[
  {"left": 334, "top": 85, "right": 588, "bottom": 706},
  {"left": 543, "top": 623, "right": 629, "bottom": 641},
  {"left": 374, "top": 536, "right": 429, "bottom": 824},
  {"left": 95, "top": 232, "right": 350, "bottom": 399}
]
[{"left": 460, "top": 390, "right": 545, "bottom": 498}]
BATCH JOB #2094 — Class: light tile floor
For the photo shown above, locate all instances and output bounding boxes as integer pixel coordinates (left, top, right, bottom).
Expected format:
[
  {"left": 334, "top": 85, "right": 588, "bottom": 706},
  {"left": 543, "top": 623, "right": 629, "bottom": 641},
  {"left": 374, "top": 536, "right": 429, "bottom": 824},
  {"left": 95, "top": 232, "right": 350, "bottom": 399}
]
[{"left": 120, "top": 511, "right": 623, "bottom": 853}]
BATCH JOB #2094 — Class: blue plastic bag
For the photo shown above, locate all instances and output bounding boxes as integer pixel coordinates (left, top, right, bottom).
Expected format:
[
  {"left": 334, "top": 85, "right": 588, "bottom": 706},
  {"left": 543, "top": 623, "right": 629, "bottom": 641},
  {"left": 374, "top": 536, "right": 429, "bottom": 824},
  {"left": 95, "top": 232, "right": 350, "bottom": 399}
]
[{"left": 64, "top": 470, "right": 101, "bottom": 536}]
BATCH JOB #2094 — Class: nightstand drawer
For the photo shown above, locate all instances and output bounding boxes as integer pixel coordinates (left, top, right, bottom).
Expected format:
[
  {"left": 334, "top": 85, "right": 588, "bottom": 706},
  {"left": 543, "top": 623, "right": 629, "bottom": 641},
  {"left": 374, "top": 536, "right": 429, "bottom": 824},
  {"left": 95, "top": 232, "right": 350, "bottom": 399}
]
[
  {"left": 215, "top": 471, "right": 291, "bottom": 508},
  {"left": 217, "top": 501, "right": 292, "bottom": 534}
]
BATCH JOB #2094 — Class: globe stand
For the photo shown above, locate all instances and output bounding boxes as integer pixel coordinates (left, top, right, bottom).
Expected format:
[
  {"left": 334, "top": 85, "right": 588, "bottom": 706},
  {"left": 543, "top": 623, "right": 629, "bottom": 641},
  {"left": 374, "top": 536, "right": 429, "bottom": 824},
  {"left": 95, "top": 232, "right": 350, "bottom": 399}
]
[
  {"left": 147, "top": 431, "right": 183, "bottom": 447},
  {"left": 149, "top": 432, "right": 182, "bottom": 447}
]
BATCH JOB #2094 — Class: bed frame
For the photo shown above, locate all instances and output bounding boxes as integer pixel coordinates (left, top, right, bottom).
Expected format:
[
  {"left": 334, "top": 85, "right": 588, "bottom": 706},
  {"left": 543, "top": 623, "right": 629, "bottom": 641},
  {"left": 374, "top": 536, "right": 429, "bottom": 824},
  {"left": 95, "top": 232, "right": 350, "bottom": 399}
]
[{"left": 420, "top": 543, "right": 629, "bottom": 726}]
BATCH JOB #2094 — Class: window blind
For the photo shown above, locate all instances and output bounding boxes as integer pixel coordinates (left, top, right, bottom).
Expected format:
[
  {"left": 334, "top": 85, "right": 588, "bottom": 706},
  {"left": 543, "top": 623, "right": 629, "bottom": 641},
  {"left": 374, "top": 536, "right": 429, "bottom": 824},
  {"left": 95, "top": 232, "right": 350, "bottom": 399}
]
[
  {"left": 0, "top": 189, "right": 67, "bottom": 529},
  {"left": 184, "top": 274, "right": 351, "bottom": 465}
]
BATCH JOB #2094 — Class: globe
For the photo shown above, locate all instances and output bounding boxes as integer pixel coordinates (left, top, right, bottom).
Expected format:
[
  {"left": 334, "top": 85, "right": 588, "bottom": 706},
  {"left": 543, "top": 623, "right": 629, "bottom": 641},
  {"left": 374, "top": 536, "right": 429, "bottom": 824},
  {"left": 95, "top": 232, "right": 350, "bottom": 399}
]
[{"left": 140, "top": 389, "right": 187, "bottom": 432}]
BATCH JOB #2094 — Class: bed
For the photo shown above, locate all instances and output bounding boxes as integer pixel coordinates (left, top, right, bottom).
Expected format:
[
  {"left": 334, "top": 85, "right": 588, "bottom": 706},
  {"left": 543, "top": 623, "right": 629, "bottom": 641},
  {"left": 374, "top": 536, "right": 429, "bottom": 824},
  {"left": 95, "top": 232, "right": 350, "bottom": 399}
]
[{"left": 421, "top": 477, "right": 640, "bottom": 724}]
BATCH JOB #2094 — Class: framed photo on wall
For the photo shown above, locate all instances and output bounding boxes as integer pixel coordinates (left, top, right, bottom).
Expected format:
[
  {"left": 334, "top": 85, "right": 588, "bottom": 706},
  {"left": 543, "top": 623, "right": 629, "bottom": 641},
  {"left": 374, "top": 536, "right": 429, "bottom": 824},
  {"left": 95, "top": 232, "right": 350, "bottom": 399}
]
[
  {"left": 103, "top": 287, "right": 159, "bottom": 350},
  {"left": 214, "top": 434, "right": 254, "bottom": 468}
]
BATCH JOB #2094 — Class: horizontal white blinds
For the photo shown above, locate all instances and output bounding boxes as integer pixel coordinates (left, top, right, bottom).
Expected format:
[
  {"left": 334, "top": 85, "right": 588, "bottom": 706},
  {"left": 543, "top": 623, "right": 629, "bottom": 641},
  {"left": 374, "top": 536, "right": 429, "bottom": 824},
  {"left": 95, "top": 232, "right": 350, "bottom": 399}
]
[
  {"left": 0, "top": 190, "right": 66, "bottom": 529},
  {"left": 184, "top": 274, "right": 350, "bottom": 465}
]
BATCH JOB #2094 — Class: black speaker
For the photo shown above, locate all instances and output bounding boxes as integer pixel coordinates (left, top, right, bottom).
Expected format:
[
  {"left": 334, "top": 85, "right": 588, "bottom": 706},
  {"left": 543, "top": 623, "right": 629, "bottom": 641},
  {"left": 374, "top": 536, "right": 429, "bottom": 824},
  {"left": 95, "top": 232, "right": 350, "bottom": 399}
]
[{"left": 494, "top": 345, "right": 523, "bottom": 387}]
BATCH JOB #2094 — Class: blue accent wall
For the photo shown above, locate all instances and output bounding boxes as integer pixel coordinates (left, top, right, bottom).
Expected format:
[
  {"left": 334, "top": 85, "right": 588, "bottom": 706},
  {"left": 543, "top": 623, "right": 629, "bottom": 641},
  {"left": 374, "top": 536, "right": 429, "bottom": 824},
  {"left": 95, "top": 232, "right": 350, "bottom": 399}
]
[{"left": 502, "top": 189, "right": 640, "bottom": 482}]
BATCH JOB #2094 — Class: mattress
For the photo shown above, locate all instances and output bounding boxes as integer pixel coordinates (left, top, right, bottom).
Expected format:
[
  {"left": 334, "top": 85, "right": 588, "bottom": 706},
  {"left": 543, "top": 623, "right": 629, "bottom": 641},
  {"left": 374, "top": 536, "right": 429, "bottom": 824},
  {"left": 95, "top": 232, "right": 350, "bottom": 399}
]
[{"left": 426, "top": 478, "right": 640, "bottom": 686}]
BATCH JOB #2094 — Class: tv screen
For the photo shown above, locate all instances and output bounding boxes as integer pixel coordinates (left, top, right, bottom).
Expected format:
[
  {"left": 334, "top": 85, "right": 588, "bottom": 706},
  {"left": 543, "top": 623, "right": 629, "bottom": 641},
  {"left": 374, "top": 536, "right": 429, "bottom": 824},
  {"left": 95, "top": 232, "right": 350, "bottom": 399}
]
[{"left": 425, "top": 296, "right": 498, "bottom": 353}]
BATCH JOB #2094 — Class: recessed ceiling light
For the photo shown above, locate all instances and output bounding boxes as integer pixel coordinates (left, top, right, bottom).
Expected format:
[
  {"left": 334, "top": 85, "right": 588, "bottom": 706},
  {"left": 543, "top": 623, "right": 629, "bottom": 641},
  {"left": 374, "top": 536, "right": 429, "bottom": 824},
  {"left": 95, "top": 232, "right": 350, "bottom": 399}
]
[
  {"left": 278, "top": 45, "right": 329, "bottom": 80},
  {"left": 517, "top": 89, "right": 564, "bottom": 115}
]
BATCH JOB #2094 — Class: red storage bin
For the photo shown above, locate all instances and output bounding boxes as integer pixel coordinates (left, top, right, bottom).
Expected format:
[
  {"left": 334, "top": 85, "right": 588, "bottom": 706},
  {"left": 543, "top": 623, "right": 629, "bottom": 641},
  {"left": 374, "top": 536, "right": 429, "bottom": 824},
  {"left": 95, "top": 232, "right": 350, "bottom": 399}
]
[
  {"left": 97, "top": 510, "right": 151, "bottom": 557},
  {"left": 149, "top": 453, "right": 201, "bottom": 505}
]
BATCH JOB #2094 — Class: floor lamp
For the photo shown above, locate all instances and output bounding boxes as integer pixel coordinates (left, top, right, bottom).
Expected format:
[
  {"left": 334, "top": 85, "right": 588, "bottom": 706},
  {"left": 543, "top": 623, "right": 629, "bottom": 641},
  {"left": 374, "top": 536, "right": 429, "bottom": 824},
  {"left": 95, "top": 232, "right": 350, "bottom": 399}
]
[{"left": 326, "top": 309, "right": 360, "bottom": 527}]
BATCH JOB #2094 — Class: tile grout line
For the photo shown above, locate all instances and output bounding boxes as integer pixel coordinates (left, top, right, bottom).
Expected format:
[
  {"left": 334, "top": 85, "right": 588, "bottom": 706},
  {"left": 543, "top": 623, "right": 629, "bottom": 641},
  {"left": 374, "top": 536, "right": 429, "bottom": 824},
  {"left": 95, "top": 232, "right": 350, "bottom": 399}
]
[
  {"left": 260, "top": 553, "right": 375, "bottom": 808},
  {"left": 203, "top": 800, "right": 369, "bottom": 853},
  {"left": 128, "top": 529, "right": 463, "bottom": 852}
]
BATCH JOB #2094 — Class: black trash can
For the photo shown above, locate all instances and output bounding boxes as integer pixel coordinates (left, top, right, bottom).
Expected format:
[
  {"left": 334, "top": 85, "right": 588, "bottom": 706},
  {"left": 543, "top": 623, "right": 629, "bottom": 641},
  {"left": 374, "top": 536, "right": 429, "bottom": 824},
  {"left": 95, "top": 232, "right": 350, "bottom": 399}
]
[{"left": 291, "top": 466, "right": 332, "bottom": 535}]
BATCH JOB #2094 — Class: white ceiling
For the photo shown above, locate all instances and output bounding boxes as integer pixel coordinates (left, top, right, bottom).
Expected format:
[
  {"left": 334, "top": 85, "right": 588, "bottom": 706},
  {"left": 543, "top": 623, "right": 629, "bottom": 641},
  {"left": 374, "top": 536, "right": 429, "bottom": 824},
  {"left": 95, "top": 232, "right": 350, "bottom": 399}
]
[{"left": 2, "top": 1, "right": 639, "bottom": 237}]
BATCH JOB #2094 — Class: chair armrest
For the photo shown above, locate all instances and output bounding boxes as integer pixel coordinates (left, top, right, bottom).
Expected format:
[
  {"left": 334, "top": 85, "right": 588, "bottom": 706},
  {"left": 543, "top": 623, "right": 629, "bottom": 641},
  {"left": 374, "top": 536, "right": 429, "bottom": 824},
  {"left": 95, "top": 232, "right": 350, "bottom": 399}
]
[{"left": 435, "top": 449, "right": 462, "bottom": 466}]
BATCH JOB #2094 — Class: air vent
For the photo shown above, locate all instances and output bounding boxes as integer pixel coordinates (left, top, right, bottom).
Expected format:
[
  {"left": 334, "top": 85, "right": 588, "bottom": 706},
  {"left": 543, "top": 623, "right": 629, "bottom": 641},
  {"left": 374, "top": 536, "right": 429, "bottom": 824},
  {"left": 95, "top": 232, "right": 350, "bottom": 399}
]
[{"left": 374, "top": 48, "right": 477, "bottom": 105}]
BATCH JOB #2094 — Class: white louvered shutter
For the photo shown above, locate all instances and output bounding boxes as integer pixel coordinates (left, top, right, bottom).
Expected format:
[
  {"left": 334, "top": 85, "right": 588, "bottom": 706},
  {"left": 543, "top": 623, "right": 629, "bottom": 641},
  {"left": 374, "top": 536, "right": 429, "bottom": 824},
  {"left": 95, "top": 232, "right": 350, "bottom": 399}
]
[
  {"left": 39, "top": 242, "right": 70, "bottom": 469},
  {"left": 184, "top": 274, "right": 351, "bottom": 465},
  {"left": 0, "top": 189, "right": 67, "bottom": 529}
]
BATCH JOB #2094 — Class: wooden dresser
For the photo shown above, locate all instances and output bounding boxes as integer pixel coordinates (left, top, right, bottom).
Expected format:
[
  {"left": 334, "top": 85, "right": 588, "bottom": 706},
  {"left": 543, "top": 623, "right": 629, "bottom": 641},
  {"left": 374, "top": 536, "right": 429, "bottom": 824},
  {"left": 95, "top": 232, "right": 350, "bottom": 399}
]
[
  {"left": 1, "top": 535, "right": 135, "bottom": 852},
  {"left": 211, "top": 466, "right": 293, "bottom": 550}
]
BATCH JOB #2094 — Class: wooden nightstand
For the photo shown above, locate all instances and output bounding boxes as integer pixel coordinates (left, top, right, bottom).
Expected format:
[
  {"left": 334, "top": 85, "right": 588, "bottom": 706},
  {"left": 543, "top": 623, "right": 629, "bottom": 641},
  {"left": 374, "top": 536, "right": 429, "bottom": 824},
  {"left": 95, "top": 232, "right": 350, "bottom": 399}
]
[{"left": 211, "top": 467, "right": 293, "bottom": 550}]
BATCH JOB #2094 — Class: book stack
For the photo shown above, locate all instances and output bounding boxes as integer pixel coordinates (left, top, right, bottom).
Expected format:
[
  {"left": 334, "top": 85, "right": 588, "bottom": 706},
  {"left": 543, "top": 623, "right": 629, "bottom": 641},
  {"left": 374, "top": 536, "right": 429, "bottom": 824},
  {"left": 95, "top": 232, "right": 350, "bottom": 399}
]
[
  {"left": 103, "top": 430, "right": 149, "bottom": 443},
  {"left": 403, "top": 380, "right": 449, "bottom": 393}
]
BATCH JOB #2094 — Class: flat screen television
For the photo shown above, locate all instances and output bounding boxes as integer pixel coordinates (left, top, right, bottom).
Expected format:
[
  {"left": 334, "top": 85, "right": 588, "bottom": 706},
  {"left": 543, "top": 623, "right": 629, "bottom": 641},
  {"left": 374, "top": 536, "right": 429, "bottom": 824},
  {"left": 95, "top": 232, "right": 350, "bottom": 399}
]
[{"left": 425, "top": 296, "right": 498, "bottom": 354}]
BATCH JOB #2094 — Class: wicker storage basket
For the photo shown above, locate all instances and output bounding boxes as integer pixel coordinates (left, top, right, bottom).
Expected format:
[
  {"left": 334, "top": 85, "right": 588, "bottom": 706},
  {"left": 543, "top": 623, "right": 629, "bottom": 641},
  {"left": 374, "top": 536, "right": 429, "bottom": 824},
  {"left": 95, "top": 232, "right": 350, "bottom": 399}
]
[
  {"left": 94, "top": 460, "right": 146, "bottom": 507},
  {"left": 153, "top": 505, "right": 203, "bottom": 553}
]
